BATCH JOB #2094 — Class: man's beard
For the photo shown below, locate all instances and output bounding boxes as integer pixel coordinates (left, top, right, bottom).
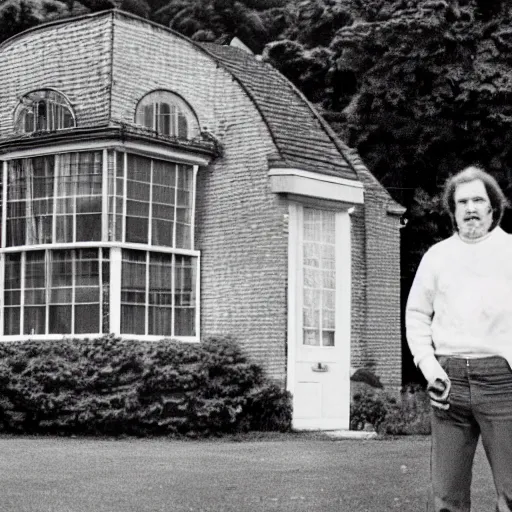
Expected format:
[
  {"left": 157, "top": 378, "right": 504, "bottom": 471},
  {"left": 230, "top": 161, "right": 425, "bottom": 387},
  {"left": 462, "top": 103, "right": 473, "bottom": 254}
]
[{"left": 459, "top": 217, "right": 491, "bottom": 239}]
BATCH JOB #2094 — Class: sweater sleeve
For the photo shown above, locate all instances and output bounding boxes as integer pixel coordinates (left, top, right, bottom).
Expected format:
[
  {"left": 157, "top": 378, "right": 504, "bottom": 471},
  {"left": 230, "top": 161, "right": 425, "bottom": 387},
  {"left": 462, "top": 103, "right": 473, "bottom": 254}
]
[{"left": 405, "top": 249, "right": 443, "bottom": 381}]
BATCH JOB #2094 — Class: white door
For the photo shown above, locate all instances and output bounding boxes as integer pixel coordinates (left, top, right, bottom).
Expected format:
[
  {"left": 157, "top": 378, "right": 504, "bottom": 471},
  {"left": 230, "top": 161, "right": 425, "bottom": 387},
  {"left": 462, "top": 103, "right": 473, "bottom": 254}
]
[{"left": 287, "top": 204, "right": 351, "bottom": 430}]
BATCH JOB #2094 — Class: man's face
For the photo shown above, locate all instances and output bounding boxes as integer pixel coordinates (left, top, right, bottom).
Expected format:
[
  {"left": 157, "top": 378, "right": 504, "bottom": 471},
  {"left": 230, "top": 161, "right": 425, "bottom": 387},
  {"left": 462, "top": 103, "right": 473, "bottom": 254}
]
[{"left": 454, "top": 179, "right": 493, "bottom": 239}]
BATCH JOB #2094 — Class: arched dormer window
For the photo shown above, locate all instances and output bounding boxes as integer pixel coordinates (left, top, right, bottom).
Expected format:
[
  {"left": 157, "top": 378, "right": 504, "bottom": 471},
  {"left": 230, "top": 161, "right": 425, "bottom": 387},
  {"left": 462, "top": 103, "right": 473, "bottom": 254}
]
[
  {"left": 14, "top": 90, "right": 75, "bottom": 134},
  {"left": 135, "top": 91, "right": 199, "bottom": 139}
]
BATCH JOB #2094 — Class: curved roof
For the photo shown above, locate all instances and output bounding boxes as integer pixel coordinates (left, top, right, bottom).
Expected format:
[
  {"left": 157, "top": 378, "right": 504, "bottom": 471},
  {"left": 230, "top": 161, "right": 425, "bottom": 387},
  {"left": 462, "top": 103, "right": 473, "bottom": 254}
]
[
  {"left": 0, "top": 7, "right": 408, "bottom": 210},
  {"left": 199, "top": 42, "right": 358, "bottom": 181},
  {"left": 0, "top": 10, "right": 363, "bottom": 182}
]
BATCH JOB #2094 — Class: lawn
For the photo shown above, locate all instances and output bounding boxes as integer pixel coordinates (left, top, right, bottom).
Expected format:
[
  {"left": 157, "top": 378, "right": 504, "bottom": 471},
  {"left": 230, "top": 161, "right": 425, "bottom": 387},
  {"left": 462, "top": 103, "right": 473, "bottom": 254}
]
[{"left": 0, "top": 433, "right": 495, "bottom": 512}]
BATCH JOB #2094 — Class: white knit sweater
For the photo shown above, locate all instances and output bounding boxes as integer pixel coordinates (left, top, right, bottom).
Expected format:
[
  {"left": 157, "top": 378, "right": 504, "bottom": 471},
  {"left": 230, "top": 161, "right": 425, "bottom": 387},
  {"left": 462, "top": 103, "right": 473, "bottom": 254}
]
[{"left": 406, "top": 227, "right": 512, "bottom": 382}]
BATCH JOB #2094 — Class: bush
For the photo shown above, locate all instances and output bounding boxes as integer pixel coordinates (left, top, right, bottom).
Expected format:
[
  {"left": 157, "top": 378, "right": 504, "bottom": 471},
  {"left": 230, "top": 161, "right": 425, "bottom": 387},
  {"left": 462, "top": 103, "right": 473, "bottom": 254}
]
[
  {"left": 380, "top": 384, "right": 432, "bottom": 436},
  {"left": 350, "top": 384, "right": 432, "bottom": 435},
  {"left": 350, "top": 389, "right": 394, "bottom": 432},
  {"left": 0, "top": 335, "right": 292, "bottom": 437}
]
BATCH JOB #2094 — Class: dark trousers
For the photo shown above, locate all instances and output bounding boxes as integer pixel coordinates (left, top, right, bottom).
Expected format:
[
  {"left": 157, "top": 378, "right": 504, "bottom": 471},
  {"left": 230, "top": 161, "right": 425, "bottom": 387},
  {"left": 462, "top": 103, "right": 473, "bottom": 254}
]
[{"left": 429, "top": 356, "right": 512, "bottom": 512}]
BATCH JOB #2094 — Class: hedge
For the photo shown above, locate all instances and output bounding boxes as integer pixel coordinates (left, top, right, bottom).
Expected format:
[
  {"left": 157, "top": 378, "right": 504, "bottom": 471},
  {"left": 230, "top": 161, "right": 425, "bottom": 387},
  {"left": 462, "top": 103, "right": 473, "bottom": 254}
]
[{"left": 0, "top": 335, "right": 292, "bottom": 437}]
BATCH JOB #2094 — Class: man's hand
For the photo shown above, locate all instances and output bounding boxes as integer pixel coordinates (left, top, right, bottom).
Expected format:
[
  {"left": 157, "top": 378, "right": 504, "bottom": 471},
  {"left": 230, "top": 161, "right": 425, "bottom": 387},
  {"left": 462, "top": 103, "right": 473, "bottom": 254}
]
[{"left": 427, "top": 377, "right": 451, "bottom": 410}]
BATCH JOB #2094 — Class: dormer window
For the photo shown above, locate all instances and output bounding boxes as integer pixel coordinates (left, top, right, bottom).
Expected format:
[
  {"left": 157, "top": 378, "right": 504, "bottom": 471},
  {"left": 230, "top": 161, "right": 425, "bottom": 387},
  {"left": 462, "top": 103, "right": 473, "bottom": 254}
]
[
  {"left": 135, "top": 91, "right": 199, "bottom": 139},
  {"left": 15, "top": 90, "right": 75, "bottom": 134}
]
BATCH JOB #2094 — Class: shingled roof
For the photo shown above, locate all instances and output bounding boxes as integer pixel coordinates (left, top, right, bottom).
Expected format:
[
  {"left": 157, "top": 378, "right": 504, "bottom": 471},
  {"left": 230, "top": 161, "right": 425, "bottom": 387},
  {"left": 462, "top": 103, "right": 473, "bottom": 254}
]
[{"left": 199, "top": 41, "right": 359, "bottom": 181}]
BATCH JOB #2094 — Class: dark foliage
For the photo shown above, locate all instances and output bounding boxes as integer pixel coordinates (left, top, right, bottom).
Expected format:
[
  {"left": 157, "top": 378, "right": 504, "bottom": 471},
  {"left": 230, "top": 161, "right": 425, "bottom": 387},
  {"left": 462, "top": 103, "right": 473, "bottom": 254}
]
[
  {"left": 0, "top": 335, "right": 292, "bottom": 436},
  {"left": 351, "top": 384, "right": 431, "bottom": 435}
]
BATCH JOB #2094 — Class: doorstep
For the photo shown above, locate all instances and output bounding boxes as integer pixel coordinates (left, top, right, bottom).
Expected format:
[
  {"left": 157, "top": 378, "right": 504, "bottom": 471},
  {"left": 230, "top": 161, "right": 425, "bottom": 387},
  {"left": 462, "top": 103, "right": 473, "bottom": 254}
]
[{"left": 323, "top": 430, "right": 378, "bottom": 440}]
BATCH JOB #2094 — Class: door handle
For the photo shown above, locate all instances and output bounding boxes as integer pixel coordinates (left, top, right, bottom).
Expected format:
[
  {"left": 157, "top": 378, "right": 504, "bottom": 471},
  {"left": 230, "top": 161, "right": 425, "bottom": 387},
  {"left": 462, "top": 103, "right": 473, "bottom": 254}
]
[{"left": 312, "top": 362, "right": 328, "bottom": 372}]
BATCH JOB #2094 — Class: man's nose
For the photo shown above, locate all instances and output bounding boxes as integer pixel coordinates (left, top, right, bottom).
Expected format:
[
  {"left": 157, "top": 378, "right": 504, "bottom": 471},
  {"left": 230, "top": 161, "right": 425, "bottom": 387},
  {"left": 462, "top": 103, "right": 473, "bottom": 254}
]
[{"left": 465, "top": 200, "right": 477, "bottom": 211}]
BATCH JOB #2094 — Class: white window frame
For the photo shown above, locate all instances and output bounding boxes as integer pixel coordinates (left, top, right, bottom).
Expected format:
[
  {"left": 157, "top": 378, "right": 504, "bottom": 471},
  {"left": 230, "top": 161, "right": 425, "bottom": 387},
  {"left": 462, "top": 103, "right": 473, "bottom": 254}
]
[{"left": 0, "top": 140, "right": 205, "bottom": 343}]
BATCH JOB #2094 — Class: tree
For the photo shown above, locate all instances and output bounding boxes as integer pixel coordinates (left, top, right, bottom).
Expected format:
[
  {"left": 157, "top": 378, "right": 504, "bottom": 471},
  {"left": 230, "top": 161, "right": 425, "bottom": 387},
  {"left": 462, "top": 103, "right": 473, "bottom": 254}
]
[
  {"left": 0, "top": 0, "right": 70, "bottom": 44},
  {"left": 152, "top": 0, "right": 270, "bottom": 52}
]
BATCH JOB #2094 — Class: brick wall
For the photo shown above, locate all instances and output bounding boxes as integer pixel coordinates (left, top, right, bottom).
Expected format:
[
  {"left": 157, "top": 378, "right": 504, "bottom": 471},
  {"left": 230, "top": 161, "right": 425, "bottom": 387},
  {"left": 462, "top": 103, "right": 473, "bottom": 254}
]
[{"left": 355, "top": 164, "right": 404, "bottom": 392}]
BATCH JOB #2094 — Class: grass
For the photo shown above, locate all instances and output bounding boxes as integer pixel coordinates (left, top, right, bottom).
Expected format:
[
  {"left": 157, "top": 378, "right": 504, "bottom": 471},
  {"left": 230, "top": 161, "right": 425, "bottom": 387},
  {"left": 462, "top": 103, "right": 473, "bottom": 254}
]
[{"left": 0, "top": 433, "right": 495, "bottom": 512}]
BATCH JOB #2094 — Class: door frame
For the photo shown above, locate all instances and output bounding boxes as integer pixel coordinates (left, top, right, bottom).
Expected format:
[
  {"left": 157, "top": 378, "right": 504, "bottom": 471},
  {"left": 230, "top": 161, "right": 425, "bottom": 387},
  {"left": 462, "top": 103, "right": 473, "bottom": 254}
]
[{"left": 286, "top": 201, "right": 352, "bottom": 430}]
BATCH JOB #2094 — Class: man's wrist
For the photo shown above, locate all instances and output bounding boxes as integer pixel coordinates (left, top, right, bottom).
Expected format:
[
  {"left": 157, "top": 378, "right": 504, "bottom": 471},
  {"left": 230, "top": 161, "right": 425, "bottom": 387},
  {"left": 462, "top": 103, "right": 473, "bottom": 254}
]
[{"left": 418, "top": 356, "right": 448, "bottom": 384}]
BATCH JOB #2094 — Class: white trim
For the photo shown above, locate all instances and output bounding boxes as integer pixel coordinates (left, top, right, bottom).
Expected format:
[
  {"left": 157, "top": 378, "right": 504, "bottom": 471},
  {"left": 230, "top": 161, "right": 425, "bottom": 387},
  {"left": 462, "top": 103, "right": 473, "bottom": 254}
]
[
  {"left": 286, "top": 203, "right": 300, "bottom": 398},
  {"left": 144, "top": 251, "right": 150, "bottom": 336},
  {"left": 0, "top": 334, "right": 200, "bottom": 343},
  {"left": 170, "top": 253, "right": 176, "bottom": 337},
  {"left": 336, "top": 210, "right": 351, "bottom": 429},
  {"left": 1, "top": 161, "right": 7, "bottom": 249},
  {"left": 1, "top": 140, "right": 211, "bottom": 166},
  {"left": 101, "top": 149, "right": 108, "bottom": 242},
  {"left": 122, "top": 151, "right": 127, "bottom": 243},
  {"left": 269, "top": 168, "right": 364, "bottom": 205},
  {"left": 195, "top": 252, "right": 200, "bottom": 339},
  {"left": 109, "top": 247, "right": 122, "bottom": 336},
  {"left": 0, "top": 241, "right": 200, "bottom": 257},
  {"left": 20, "top": 252, "right": 26, "bottom": 335},
  {"left": 0, "top": 253, "right": 4, "bottom": 336},
  {"left": 191, "top": 165, "right": 198, "bottom": 248}
]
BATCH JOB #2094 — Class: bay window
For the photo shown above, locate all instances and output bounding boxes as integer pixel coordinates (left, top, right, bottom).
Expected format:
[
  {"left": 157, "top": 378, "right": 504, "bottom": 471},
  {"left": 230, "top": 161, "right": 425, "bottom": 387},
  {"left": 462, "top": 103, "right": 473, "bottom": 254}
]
[{"left": 1, "top": 148, "right": 199, "bottom": 340}]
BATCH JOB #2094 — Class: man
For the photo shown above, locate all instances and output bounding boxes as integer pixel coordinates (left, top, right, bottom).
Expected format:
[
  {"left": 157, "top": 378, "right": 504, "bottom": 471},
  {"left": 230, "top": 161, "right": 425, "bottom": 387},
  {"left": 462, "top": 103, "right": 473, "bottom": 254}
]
[{"left": 406, "top": 166, "right": 512, "bottom": 512}]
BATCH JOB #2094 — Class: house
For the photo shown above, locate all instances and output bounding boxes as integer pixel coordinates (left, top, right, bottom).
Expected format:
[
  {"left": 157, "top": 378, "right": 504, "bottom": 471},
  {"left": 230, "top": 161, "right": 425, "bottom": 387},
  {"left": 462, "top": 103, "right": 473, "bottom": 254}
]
[{"left": 0, "top": 10, "right": 405, "bottom": 430}]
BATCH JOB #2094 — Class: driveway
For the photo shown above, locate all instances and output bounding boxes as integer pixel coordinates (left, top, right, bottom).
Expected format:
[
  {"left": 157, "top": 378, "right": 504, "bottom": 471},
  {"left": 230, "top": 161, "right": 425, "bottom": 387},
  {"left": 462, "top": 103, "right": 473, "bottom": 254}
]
[{"left": 0, "top": 434, "right": 495, "bottom": 512}]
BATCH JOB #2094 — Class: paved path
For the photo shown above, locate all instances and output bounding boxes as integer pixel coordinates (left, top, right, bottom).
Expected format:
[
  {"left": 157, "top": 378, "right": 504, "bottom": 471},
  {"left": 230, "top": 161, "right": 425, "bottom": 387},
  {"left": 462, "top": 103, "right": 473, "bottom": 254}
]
[{"left": 0, "top": 435, "right": 495, "bottom": 512}]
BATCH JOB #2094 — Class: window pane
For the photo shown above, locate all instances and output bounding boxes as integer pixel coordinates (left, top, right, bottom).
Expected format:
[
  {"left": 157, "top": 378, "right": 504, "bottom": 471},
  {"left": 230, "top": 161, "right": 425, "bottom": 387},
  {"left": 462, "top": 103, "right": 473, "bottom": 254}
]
[
  {"left": 121, "top": 306, "right": 145, "bottom": 335},
  {"left": 25, "top": 250, "right": 46, "bottom": 308},
  {"left": 5, "top": 254, "right": 21, "bottom": 292},
  {"left": 75, "top": 304, "right": 99, "bottom": 334},
  {"left": 56, "top": 152, "right": 102, "bottom": 243},
  {"left": 24, "top": 306, "right": 45, "bottom": 335},
  {"left": 102, "top": 255, "right": 110, "bottom": 334},
  {"left": 148, "top": 306, "right": 172, "bottom": 336},
  {"left": 174, "top": 255, "right": 196, "bottom": 336},
  {"left": 4, "top": 254, "right": 21, "bottom": 335},
  {"left": 157, "top": 102, "right": 171, "bottom": 135},
  {"left": 49, "top": 305, "right": 71, "bottom": 334},
  {"left": 76, "top": 214, "right": 101, "bottom": 242},
  {"left": 25, "top": 251, "right": 45, "bottom": 290},
  {"left": 7, "top": 157, "right": 55, "bottom": 247},
  {"left": 303, "top": 208, "right": 336, "bottom": 347},
  {"left": 126, "top": 155, "right": 150, "bottom": 244},
  {"left": 121, "top": 249, "right": 147, "bottom": 334},
  {"left": 175, "top": 308, "right": 195, "bottom": 336},
  {"left": 177, "top": 112, "right": 188, "bottom": 138},
  {"left": 4, "top": 308, "right": 20, "bottom": 335},
  {"left": 148, "top": 253, "right": 173, "bottom": 335}
]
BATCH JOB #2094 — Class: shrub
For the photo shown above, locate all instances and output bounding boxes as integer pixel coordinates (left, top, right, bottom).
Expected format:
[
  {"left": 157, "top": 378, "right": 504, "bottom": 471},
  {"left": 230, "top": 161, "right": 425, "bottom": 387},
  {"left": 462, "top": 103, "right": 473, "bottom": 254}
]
[
  {"left": 350, "top": 389, "right": 394, "bottom": 432},
  {"left": 350, "top": 384, "right": 432, "bottom": 435},
  {"left": 0, "top": 335, "right": 292, "bottom": 437},
  {"left": 380, "top": 384, "right": 432, "bottom": 436}
]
